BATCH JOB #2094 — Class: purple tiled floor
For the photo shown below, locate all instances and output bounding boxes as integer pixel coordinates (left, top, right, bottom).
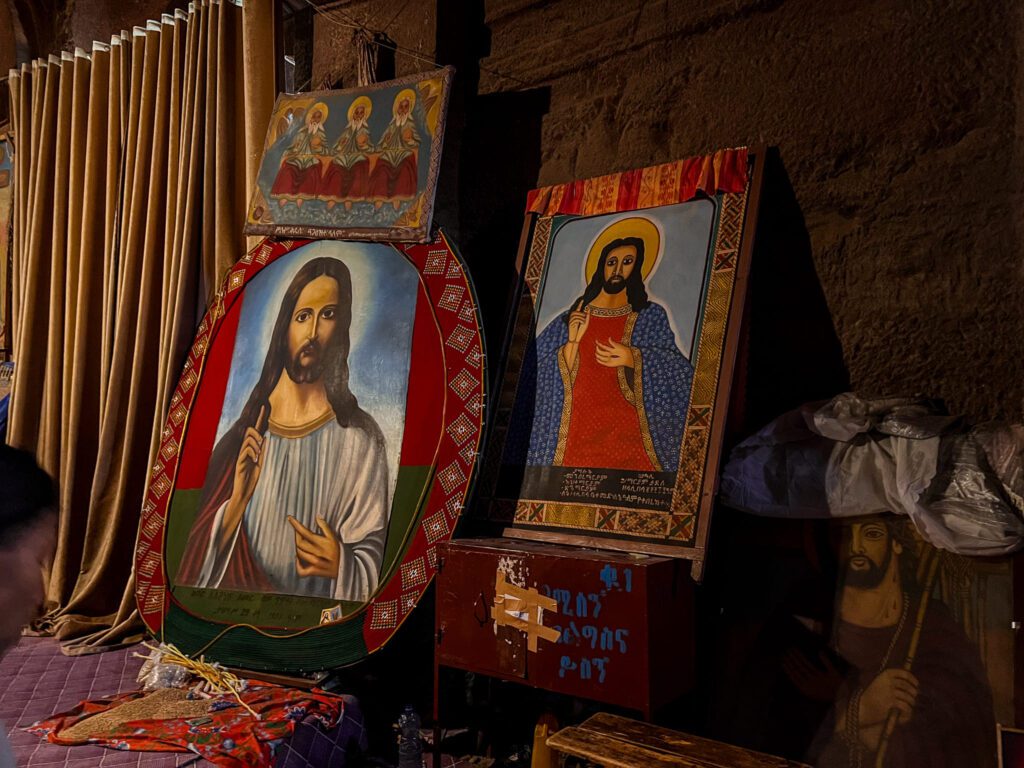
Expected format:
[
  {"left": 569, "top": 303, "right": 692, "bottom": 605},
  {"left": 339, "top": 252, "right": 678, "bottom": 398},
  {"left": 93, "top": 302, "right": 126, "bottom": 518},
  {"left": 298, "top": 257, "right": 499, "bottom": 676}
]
[
  {"left": 0, "top": 636, "right": 204, "bottom": 767},
  {"left": 273, "top": 700, "right": 366, "bottom": 768}
]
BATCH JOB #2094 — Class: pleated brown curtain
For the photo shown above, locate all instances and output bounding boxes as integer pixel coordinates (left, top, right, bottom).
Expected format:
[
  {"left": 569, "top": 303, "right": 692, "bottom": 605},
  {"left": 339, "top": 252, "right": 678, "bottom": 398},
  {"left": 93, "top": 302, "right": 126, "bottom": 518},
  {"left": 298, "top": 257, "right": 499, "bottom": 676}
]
[{"left": 6, "top": 0, "right": 276, "bottom": 654}]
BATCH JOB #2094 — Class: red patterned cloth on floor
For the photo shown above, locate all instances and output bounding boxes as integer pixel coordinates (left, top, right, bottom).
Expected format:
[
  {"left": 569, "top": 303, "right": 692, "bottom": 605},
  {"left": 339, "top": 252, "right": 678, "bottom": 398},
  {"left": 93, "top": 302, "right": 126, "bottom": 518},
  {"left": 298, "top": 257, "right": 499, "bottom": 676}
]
[{"left": 26, "top": 684, "right": 346, "bottom": 767}]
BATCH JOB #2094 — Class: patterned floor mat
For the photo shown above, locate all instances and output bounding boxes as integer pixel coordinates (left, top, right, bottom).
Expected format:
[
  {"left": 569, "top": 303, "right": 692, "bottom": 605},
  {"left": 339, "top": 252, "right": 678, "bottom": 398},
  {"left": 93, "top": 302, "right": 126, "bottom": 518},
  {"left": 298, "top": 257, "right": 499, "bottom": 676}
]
[{"left": 1, "top": 636, "right": 368, "bottom": 767}]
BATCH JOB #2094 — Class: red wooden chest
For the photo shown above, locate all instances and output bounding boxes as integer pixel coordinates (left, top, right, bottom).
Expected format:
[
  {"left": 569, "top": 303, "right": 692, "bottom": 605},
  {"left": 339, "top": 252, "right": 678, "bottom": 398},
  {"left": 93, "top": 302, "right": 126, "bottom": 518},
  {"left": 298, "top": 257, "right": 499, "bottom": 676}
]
[{"left": 435, "top": 537, "right": 695, "bottom": 717}]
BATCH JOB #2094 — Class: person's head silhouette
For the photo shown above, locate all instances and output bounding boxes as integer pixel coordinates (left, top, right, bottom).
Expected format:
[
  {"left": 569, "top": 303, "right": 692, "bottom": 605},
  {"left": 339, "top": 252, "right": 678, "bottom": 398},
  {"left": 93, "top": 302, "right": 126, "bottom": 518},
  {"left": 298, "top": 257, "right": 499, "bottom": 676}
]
[{"left": 0, "top": 444, "right": 56, "bottom": 656}]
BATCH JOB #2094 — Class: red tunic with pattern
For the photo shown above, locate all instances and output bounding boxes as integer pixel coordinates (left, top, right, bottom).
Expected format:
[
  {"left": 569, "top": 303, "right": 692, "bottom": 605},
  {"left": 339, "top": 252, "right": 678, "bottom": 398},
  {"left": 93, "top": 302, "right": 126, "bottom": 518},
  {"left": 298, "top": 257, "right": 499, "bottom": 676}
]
[{"left": 561, "top": 311, "right": 655, "bottom": 471}]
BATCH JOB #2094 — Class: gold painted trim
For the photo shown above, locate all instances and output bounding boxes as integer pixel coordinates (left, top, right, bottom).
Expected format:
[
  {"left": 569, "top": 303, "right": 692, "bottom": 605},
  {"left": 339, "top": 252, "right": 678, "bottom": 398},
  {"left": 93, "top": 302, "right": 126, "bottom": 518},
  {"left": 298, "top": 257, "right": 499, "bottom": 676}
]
[
  {"left": 631, "top": 351, "right": 662, "bottom": 471},
  {"left": 268, "top": 409, "right": 334, "bottom": 438},
  {"left": 670, "top": 190, "right": 748, "bottom": 524},
  {"left": 615, "top": 312, "right": 638, "bottom": 405},
  {"left": 503, "top": 527, "right": 706, "bottom": 560},
  {"left": 588, "top": 304, "right": 632, "bottom": 318},
  {"left": 518, "top": 498, "right": 684, "bottom": 517},
  {"left": 616, "top": 312, "right": 660, "bottom": 471},
  {"left": 269, "top": 192, "right": 322, "bottom": 201},
  {"left": 552, "top": 347, "right": 578, "bottom": 465},
  {"left": 616, "top": 365, "right": 635, "bottom": 405}
]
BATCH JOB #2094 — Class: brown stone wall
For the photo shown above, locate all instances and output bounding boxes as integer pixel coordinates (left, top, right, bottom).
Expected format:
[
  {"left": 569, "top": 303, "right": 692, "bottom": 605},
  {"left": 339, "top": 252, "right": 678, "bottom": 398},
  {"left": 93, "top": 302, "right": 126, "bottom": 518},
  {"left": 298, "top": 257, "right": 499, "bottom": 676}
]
[
  {"left": 8, "top": 0, "right": 179, "bottom": 57},
  {"left": 68, "top": 0, "right": 177, "bottom": 47},
  {"left": 312, "top": 0, "right": 437, "bottom": 89},
  {"left": 461, "top": 0, "right": 1023, "bottom": 423},
  {"left": 1, "top": 2, "right": 17, "bottom": 77}
]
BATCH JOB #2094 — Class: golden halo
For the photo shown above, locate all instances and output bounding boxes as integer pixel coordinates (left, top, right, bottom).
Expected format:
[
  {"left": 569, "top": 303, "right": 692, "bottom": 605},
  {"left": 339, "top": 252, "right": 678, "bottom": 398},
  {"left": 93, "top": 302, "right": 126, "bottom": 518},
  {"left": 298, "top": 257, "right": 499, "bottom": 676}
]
[
  {"left": 393, "top": 88, "right": 416, "bottom": 116},
  {"left": 306, "top": 102, "right": 329, "bottom": 126},
  {"left": 347, "top": 95, "right": 372, "bottom": 122},
  {"left": 584, "top": 216, "right": 661, "bottom": 283}
]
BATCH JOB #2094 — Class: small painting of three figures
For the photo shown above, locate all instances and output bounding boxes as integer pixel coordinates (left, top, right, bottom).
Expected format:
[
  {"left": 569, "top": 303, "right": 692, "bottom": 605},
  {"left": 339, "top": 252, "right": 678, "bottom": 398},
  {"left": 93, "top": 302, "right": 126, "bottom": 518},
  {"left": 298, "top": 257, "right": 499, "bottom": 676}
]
[{"left": 245, "top": 67, "right": 453, "bottom": 242}]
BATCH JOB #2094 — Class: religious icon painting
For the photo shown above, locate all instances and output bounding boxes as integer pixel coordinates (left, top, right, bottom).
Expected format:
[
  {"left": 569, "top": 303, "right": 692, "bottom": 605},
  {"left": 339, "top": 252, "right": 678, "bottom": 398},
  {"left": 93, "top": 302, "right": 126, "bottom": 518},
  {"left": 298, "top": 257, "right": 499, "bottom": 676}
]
[
  {"left": 810, "top": 516, "right": 1009, "bottom": 768},
  {"left": 478, "top": 148, "right": 763, "bottom": 578},
  {"left": 135, "top": 233, "right": 485, "bottom": 671},
  {"left": 718, "top": 514, "right": 1010, "bottom": 767},
  {"left": 244, "top": 67, "right": 454, "bottom": 243}
]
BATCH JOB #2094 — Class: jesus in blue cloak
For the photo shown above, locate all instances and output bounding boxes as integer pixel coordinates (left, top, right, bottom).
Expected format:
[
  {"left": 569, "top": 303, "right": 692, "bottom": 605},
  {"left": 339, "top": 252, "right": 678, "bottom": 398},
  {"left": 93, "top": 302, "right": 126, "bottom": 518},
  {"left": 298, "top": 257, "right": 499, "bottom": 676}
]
[{"left": 517, "top": 217, "right": 694, "bottom": 474}]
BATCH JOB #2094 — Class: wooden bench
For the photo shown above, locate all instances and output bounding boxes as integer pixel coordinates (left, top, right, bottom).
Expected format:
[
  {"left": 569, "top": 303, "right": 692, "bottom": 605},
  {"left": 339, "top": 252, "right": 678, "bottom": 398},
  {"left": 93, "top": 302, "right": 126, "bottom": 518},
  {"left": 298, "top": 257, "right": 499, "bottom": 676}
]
[{"left": 546, "top": 712, "right": 811, "bottom": 768}]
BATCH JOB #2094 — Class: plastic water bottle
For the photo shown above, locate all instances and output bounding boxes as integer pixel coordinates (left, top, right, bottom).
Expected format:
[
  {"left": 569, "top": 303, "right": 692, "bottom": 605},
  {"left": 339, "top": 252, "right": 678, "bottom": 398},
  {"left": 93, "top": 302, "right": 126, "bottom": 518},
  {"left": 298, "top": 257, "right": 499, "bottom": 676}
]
[{"left": 397, "top": 704, "right": 423, "bottom": 768}]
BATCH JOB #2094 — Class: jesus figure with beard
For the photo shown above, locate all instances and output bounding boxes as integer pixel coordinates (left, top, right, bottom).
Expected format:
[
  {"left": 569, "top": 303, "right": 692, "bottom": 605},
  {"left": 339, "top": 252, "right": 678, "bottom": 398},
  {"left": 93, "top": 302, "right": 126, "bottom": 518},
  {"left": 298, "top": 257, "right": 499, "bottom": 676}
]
[
  {"left": 808, "top": 518, "right": 996, "bottom": 768},
  {"left": 177, "top": 257, "right": 389, "bottom": 602},
  {"left": 522, "top": 226, "right": 693, "bottom": 473}
]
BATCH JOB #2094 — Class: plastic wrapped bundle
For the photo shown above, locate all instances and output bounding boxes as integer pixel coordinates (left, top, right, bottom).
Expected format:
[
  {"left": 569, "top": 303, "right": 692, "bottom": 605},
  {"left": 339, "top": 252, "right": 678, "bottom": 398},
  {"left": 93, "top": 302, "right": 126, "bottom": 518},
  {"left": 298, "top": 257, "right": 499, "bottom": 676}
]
[
  {"left": 135, "top": 643, "right": 193, "bottom": 691},
  {"left": 721, "top": 393, "right": 1024, "bottom": 555}
]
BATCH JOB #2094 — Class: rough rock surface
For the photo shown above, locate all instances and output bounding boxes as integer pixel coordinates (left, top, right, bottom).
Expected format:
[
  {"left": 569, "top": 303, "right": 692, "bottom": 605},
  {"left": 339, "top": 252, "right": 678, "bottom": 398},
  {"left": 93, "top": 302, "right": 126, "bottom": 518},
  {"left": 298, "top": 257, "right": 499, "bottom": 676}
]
[
  {"left": 310, "top": 0, "right": 1024, "bottom": 423},
  {"left": 473, "top": 0, "right": 1024, "bottom": 422},
  {"left": 312, "top": 0, "right": 438, "bottom": 89},
  {"left": 52, "top": 0, "right": 1023, "bottom": 423}
]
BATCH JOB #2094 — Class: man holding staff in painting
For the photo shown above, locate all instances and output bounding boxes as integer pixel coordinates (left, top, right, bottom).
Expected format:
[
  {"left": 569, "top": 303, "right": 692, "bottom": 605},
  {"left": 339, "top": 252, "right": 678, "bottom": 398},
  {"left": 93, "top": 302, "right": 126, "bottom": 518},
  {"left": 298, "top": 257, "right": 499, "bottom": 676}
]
[
  {"left": 178, "top": 257, "right": 390, "bottom": 602},
  {"left": 806, "top": 518, "right": 995, "bottom": 768}
]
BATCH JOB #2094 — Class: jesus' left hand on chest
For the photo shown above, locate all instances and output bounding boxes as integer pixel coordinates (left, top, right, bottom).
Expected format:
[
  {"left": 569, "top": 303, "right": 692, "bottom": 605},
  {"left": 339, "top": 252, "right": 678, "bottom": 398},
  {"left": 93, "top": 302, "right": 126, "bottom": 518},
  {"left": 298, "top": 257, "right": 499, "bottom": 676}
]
[{"left": 594, "top": 338, "right": 635, "bottom": 368}]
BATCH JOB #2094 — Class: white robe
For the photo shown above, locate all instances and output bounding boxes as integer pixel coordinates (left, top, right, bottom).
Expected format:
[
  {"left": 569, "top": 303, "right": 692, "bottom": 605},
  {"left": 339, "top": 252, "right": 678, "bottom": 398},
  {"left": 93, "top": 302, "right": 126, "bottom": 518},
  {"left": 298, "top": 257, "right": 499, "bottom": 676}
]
[{"left": 194, "top": 418, "right": 389, "bottom": 601}]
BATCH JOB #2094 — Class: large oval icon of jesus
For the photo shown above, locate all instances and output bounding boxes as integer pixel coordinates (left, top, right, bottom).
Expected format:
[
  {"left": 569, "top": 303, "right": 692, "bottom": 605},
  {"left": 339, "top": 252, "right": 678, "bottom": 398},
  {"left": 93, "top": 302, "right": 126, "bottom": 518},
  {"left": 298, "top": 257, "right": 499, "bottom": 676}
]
[{"left": 175, "top": 242, "right": 418, "bottom": 604}]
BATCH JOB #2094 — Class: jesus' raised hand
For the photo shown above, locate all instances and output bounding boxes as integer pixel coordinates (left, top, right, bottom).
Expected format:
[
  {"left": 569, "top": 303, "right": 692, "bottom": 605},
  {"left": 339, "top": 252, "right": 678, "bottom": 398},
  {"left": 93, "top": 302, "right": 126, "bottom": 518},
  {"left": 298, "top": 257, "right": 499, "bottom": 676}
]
[
  {"left": 567, "top": 301, "right": 591, "bottom": 344},
  {"left": 289, "top": 515, "right": 341, "bottom": 579},
  {"left": 228, "top": 406, "right": 268, "bottom": 509},
  {"left": 562, "top": 301, "right": 591, "bottom": 370},
  {"left": 220, "top": 405, "right": 268, "bottom": 554}
]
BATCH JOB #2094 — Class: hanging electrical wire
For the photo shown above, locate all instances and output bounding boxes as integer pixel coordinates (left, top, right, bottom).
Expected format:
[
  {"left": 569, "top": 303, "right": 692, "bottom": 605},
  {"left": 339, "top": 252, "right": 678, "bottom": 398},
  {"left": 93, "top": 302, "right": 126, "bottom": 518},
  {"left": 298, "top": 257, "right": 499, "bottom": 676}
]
[{"left": 297, "top": 0, "right": 532, "bottom": 88}]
